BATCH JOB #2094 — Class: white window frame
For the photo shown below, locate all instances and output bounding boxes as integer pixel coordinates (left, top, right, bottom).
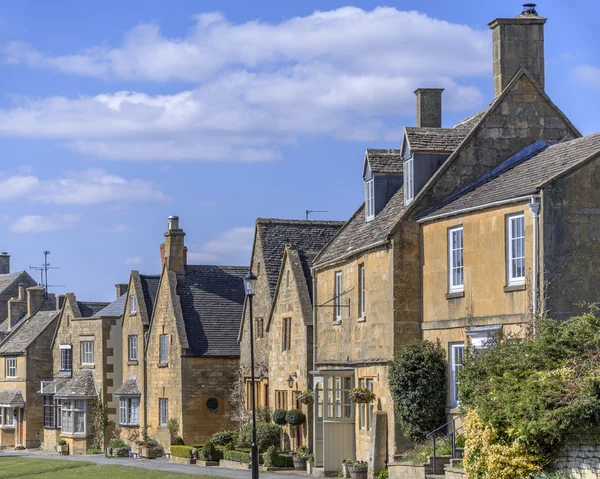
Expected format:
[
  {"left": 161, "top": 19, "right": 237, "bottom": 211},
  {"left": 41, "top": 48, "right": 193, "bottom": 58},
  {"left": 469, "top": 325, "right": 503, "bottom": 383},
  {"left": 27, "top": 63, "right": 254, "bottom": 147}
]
[
  {"left": 119, "top": 396, "right": 140, "bottom": 426},
  {"left": 448, "top": 226, "right": 464, "bottom": 293},
  {"left": 405, "top": 156, "right": 414, "bottom": 203},
  {"left": 80, "top": 341, "right": 94, "bottom": 365},
  {"left": 358, "top": 264, "right": 366, "bottom": 319},
  {"left": 60, "top": 346, "right": 72, "bottom": 372},
  {"left": 61, "top": 399, "right": 87, "bottom": 434},
  {"left": 128, "top": 335, "right": 138, "bottom": 361},
  {"left": 159, "top": 398, "right": 168, "bottom": 426},
  {"left": 450, "top": 343, "right": 464, "bottom": 407},
  {"left": 159, "top": 335, "right": 169, "bottom": 363},
  {"left": 334, "top": 271, "right": 343, "bottom": 322},
  {"left": 5, "top": 357, "right": 16, "bottom": 378},
  {"left": 365, "top": 179, "right": 375, "bottom": 222},
  {"left": 326, "top": 375, "right": 353, "bottom": 420},
  {"left": 507, "top": 213, "right": 525, "bottom": 286},
  {"left": 2, "top": 407, "right": 15, "bottom": 427},
  {"left": 130, "top": 295, "right": 137, "bottom": 314}
]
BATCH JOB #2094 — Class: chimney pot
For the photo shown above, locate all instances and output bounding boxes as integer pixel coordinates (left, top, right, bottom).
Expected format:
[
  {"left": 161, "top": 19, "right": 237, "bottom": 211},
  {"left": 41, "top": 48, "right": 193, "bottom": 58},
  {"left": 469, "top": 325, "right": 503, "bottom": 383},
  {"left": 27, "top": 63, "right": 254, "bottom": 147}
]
[
  {"left": 414, "top": 88, "right": 444, "bottom": 128},
  {"left": 168, "top": 216, "right": 180, "bottom": 230},
  {"left": 0, "top": 252, "right": 10, "bottom": 275},
  {"left": 164, "top": 217, "right": 186, "bottom": 274},
  {"left": 18, "top": 283, "right": 25, "bottom": 300}
]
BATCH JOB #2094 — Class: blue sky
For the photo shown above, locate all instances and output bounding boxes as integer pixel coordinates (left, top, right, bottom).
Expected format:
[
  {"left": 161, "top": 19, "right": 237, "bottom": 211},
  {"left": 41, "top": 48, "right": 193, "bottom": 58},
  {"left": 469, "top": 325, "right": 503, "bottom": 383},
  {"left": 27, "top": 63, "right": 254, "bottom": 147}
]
[{"left": 0, "top": 0, "right": 598, "bottom": 301}]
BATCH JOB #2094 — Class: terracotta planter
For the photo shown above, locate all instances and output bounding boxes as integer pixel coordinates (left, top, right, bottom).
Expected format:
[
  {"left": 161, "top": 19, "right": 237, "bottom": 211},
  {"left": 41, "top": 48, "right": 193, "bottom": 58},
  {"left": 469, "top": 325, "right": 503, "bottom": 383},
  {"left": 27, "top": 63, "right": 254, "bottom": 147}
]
[
  {"left": 349, "top": 466, "right": 368, "bottom": 479},
  {"left": 56, "top": 444, "right": 68, "bottom": 455},
  {"left": 141, "top": 446, "right": 156, "bottom": 459},
  {"left": 293, "top": 456, "right": 307, "bottom": 471}
]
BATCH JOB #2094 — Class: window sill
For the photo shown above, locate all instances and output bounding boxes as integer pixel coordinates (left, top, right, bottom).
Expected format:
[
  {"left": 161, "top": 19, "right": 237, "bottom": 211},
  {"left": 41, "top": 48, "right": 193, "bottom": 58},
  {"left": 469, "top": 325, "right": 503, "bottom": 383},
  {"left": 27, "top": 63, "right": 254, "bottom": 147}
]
[
  {"left": 120, "top": 423, "right": 140, "bottom": 428},
  {"left": 158, "top": 362, "right": 168, "bottom": 368},
  {"left": 446, "top": 291, "right": 465, "bottom": 300},
  {"left": 332, "top": 320, "right": 342, "bottom": 326},
  {"left": 127, "top": 360, "right": 139, "bottom": 366},
  {"left": 61, "top": 432, "right": 89, "bottom": 438},
  {"left": 59, "top": 371, "right": 72, "bottom": 377},
  {"left": 0, "top": 425, "right": 15, "bottom": 431},
  {"left": 357, "top": 316, "right": 366, "bottom": 323},
  {"left": 504, "top": 283, "right": 526, "bottom": 293},
  {"left": 81, "top": 364, "right": 95, "bottom": 369}
]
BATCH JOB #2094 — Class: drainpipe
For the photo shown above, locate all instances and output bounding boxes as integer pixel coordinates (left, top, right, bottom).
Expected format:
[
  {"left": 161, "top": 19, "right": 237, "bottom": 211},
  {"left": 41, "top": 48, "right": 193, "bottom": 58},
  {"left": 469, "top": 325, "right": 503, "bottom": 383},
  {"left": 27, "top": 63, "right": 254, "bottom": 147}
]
[
  {"left": 311, "top": 266, "right": 317, "bottom": 457},
  {"left": 528, "top": 196, "right": 540, "bottom": 333}
]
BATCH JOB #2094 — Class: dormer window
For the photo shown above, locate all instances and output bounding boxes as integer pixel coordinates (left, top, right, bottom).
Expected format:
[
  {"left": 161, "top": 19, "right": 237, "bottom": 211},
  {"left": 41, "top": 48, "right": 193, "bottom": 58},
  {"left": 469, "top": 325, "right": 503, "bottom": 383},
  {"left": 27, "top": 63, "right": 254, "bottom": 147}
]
[
  {"left": 405, "top": 156, "right": 414, "bottom": 204},
  {"left": 365, "top": 179, "right": 374, "bottom": 222}
]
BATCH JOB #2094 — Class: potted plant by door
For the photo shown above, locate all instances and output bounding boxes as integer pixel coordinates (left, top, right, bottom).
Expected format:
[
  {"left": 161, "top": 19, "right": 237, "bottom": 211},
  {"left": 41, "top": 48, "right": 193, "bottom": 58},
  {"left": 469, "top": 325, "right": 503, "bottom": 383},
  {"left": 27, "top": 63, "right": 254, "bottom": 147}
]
[
  {"left": 56, "top": 439, "right": 68, "bottom": 455},
  {"left": 293, "top": 445, "right": 310, "bottom": 470},
  {"left": 346, "top": 460, "right": 368, "bottom": 479},
  {"left": 306, "top": 454, "right": 315, "bottom": 474}
]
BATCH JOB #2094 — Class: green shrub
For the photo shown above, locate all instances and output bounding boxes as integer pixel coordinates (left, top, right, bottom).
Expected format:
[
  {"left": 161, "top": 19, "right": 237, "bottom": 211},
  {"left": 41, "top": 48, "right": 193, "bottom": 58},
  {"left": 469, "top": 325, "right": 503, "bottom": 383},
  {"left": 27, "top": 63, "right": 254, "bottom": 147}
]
[
  {"left": 272, "top": 408, "right": 287, "bottom": 425},
  {"left": 223, "top": 449, "right": 263, "bottom": 464},
  {"left": 211, "top": 430, "right": 236, "bottom": 446},
  {"left": 108, "top": 438, "right": 127, "bottom": 449},
  {"left": 389, "top": 340, "right": 447, "bottom": 442},
  {"left": 286, "top": 409, "right": 306, "bottom": 426},
  {"left": 237, "top": 422, "right": 281, "bottom": 452},
  {"left": 86, "top": 447, "right": 103, "bottom": 454},
  {"left": 170, "top": 445, "right": 195, "bottom": 458},
  {"left": 296, "top": 445, "right": 310, "bottom": 457},
  {"left": 399, "top": 439, "right": 452, "bottom": 466},
  {"left": 377, "top": 469, "right": 389, "bottom": 479},
  {"left": 172, "top": 436, "right": 185, "bottom": 445},
  {"left": 224, "top": 442, "right": 234, "bottom": 451},
  {"left": 257, "top": 406, "right": 272, "bottom": 423},
  {"left": 263, "top": 446, "right": 279, "bottom": 467},
  {"left": 459, "top": 311, "right": 600, "bottom": 467},
  {"left": 57, "top": 439, "right": 67, "bottom": 446},
  {"left": 201, "top": 441, "right": 221, "bottom": 461}
]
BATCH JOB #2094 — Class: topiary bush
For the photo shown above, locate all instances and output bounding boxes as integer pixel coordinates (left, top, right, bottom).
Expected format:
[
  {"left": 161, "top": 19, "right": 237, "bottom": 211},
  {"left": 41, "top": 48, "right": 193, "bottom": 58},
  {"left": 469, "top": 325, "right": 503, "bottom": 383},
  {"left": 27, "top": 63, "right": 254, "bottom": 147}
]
[
  {"left": 272, "top": 408, "right": 287, "bottom": 425},
  {"left": 201, "top": 441, "right": 221, "bottom": 461},
  {"left": 210, "top": 430, "right": 236, "bottom": 446},
  {"left": 237, "top": 422, "right": 282, "bottom": 452},
  {"left": 389, "top": 340, "right": 447, "bottom": 442},
  {"left": 286, "top": 409, "right": 306, "bottom": 426},
  {"left": 171, "top": 445, "right": 195, "bottom": 458},
  {"left": 263, "top": 445, "right": 279, "bottom": 467},
  {"left": 172, "top": 436, "right": 185, "bottom": 445}
]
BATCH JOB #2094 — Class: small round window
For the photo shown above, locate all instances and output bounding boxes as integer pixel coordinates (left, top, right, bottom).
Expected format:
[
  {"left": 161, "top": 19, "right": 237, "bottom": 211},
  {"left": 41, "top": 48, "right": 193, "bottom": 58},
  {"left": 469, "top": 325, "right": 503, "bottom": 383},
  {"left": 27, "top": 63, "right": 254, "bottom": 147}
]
[{"left": 206, "top": 398, "right": 219, "bottom": 412}]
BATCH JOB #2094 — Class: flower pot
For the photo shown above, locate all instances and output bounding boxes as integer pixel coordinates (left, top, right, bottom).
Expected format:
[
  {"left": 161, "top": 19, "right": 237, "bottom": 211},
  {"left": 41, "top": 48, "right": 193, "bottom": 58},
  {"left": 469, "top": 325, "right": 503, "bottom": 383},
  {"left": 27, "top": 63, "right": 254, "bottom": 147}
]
[
  {"left": 349, "top": 465, "right": 368, "bottom": 479},
  {"left": 141, "top": 446, "right": 156, "bottom": 459},
  {"left": 293, "top": 456, "right": 307, "bottom": 471},
  {"left": 342, "top": 463, "right": 350, "bottom": 478},
  {"left": 307, "top": 460, "right": 314, "bottom": 474},
  {"left": 56, "top": 444, "right": 68, "bottom": 455}
]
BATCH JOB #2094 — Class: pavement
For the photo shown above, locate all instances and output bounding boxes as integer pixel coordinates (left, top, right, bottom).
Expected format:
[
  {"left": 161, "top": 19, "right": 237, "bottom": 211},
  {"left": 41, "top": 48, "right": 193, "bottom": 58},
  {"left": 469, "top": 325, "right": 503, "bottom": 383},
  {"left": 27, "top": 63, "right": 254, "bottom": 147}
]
[{"left": 2, "top": 450, "right": 310, "bottom": 478}]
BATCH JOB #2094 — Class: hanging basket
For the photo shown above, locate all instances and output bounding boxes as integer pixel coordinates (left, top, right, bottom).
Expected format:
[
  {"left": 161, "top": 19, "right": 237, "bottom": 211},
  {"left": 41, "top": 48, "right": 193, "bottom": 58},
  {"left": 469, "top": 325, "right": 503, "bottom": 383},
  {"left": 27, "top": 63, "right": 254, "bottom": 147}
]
[
  {"left": 348, "top": 387, "right": 376, "bottom": 404},
  {"left": 297, "top": 390, "right": 314, "bottom": 405}
]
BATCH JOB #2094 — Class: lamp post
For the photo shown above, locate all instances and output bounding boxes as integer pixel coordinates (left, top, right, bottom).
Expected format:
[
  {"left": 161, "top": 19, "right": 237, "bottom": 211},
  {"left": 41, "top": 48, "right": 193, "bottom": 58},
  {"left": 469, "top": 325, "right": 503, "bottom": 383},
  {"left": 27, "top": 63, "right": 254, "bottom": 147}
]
[{"left": 244, "top": 271, "right": 259, "bottom": 479}]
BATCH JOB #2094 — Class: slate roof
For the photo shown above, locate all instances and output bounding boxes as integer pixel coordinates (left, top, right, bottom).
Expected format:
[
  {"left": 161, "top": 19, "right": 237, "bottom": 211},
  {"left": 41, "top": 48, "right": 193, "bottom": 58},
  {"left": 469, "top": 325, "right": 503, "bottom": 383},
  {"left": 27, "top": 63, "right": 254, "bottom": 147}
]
[
  {"left": 315, "top": 187, "right": 406, "bottom": 266},
  {"left": 420, "top": 133, "right": 600, "bottom": 221},
  {"left": 55, "top": 369, "right": 97, "bottom": 399},
  {"left": 177, "top": 265, "right": 246, "bottom": 357},
  {"left": 77, "top": 301, "right": 110, "bottom": 318},
  {"left": 452, "top": 108, "right": 488, "bottom": 130},
  {"left": 115, "top": 378, "right": 141, "bottom": 396},
  {"left": 405, "top": 127, "right": 470, "bottom": 153},
  {"left": 140, "top": 274, "right": 160, "bottom": 321},
  {"left": 365, "top": 149, "right": 403, "bottom": 174},
  {"left": 0, "top": 390, "right": 25, "bottom": 407},
  {"left": 93, "top": 294, "right": 126, "bottom": 318},
  {"left": 0, "top": 272, "right": 22, "bottom": 296},
  {"left": 0, "top": 310, "right": 59, "bottom": 354},
  {"left": 257, "top": 219, "right": 346, "bottom": 297}
]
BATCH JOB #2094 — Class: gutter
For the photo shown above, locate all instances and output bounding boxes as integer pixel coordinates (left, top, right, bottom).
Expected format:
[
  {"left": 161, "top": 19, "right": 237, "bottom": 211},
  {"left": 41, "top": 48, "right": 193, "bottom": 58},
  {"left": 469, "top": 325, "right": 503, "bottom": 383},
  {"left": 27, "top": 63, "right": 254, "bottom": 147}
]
[
  {"left": 313, "top": 238, "right": 390, "bottom": 271},
  {"left": 417, "top": 195, "right": 534, "bottom": 223},
  {"left": 528, "top": 195, "right": 541, "bottom": 331}
]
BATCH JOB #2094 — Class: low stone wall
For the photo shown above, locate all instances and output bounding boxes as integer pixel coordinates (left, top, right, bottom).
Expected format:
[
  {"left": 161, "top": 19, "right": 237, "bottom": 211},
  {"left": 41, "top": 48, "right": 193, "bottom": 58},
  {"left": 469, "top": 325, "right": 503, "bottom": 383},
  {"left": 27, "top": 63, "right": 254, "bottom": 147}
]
[
  {"left": 553, "top": 441, "right": 600, "bottom": 478},
  {"left": 388, "top": 463, "right": 427, "bottom": 479},
  {"left": 169, "top": 456, "right": 195, "bottom": 465},
  {"left": 219, "top": 459, "right": 251, "bottom": 470}
]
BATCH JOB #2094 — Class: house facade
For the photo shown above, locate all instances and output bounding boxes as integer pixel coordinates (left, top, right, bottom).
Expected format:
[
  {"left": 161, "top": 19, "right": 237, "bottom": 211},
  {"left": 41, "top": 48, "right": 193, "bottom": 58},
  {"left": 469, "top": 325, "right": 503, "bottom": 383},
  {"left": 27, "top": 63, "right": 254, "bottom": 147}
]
[
  {"left": 145, "top": 216, "right": 246, "bottom": 447},
  {"left": 0, "top": 286, "right": 57, "bottom": 448}
]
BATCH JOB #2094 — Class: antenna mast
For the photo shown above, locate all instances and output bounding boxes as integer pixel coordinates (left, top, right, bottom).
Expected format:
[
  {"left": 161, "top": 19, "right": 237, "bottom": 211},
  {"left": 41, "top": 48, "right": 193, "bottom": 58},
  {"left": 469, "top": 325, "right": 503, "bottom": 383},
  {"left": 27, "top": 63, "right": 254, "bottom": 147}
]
[{"left": 29, "top": 250, "right": 61, "bottom": 298}]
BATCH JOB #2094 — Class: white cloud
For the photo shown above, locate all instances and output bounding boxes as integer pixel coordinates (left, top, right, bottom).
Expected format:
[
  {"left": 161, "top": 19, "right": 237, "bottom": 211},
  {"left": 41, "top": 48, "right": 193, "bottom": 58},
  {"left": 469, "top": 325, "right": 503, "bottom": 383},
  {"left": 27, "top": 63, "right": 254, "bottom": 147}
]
[
  {"left": 0, "top": 7, "right": 490, "bottom": 161},
  {"left": 10, "top": 214, "right": 81, "bottom": 233},
  {"left": 188, "top": 226, "right": 253, "bottom": 265},
  {"left": 573, "top": 65, "right": 600, "bottom": 89},
  {"left": 125, "top": 256, "right": 142, "bottom": 265},
  {"left": 0, "top": 169, "right": 170, "bottom": 204}
]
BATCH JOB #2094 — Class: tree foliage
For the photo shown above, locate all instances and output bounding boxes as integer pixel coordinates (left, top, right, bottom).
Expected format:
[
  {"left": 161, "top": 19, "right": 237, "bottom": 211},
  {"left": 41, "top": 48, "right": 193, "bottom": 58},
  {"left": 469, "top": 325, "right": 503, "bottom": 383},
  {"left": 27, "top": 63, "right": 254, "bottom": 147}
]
[
  {"left": 459, "top": 311, "right": 600, "bottom": 469},
  {"left": 237, "top": 422, "right": 282, "bottom": 452},
  {"left": 389, "top": 340, "right": 447, "bottom": 442}
]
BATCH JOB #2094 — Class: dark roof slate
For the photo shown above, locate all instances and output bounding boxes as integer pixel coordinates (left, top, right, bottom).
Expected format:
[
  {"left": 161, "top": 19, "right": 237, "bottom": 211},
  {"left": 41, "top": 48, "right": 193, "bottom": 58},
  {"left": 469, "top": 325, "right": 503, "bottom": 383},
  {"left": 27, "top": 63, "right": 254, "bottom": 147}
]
[
  {"left": 115, "top": 378, "right": 141, "bottom": 396},
  {"left": 177, "top": 265, "right": 246, "bottom": 357},
  {"left": 405, "top": 127, "right": 470, "bottom": 153},
  {"left": 77, "top": 302, "right": 110, "bottom": 318},
  {"left": 0, "top": 310, "right": 59, "bottom": 354},
  {"left": 420, "top": 133, "right": 600, "bottom": 220},
  {"left": 55, "top": 369, "right": 97, "bottom": 399},
  {"left": 93, "top": 294, "right": 126, "bottom": 318},
  {"left": 0, "top": 390, "right": 25, "bottom": 407},
  {"left": 366, "top": 149, "right": 403, "bottom": 174},
  {"left": 140, "top": 274, "right": 160, "bottom": 321},
  {"left": 315, "top": 187, "right": 406, "bottom": 266},
  {"left": 0, "top": 272, "right": 22, "bottom": 296},
  {"left": 257, "top": 219, "right": 345, "bottom": 297}
]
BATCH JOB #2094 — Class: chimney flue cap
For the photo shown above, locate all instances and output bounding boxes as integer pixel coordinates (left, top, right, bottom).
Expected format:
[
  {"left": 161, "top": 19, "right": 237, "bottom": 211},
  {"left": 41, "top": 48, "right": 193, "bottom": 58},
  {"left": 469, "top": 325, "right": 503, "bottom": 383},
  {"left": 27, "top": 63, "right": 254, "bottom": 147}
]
[
  {"left": 522, "top": 3, "right": 538, "bottom": 15},
  {"left": 167, "top": 215, "right": 180, "bottom": 231},
  {"left": 168, "top": 215, "right": 179, "bottom": 220}
]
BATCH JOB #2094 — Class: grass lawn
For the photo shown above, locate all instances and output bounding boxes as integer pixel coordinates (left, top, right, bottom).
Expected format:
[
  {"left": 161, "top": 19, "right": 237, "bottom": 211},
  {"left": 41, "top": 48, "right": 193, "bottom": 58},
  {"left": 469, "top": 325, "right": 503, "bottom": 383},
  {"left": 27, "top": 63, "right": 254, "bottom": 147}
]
[{"left": 0, "top": 457, "right": 221, "bottom": 478}]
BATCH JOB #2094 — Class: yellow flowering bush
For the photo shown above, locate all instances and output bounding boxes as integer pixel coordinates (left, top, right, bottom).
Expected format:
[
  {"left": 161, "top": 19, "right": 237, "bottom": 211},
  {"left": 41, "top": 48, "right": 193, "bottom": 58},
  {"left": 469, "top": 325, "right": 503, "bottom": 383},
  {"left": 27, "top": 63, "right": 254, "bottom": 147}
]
[{"left": 463, "top": 409, "right": 540, "bottom": 479}]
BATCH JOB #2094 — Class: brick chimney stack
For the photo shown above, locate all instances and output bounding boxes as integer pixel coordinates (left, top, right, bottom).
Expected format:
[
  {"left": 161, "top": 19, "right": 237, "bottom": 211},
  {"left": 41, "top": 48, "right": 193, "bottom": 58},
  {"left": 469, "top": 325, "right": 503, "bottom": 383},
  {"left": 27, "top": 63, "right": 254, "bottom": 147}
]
[
  {"left": 164, "top": 216, "right": 186, "bottom": 274},
  {"left": 414, "top": 88, "right": 444, "bottom": 128},
  {"left": 489, "top": 3, "right": 546, "bottom": 97},
  {"left": 0, "top": 252, "right": 9, "bottom": 274},
  {"left": 27, "top": 285, "right": 45, "bottom": 317},
  {"left": 115, "top": 283, "right": 129, "bottom": 299}
]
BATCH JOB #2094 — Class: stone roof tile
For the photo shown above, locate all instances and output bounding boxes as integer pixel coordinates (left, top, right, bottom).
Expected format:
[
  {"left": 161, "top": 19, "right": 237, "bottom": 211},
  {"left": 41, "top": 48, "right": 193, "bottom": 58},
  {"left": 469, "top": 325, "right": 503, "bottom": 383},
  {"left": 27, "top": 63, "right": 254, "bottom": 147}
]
[
  {"left": 115, "top": 378, "right": 141, "bottom": 396},
  {"left": 0, "top": 390, "right": 25, "bottom": 407},
  {"left": 77, "top": 302, "right": 110, "bottom": 318},
  {"left": 405, "top": 127, "right": 470, "bottom": 153},
  {"left": 366, "top": 149, "right": 403, "bottom": 174},
  {"left": 55, "top": 369, "right": 97, "bottom": 399},
  {"left": 0, "top": 310, "right": 59, "bottom": 354}
]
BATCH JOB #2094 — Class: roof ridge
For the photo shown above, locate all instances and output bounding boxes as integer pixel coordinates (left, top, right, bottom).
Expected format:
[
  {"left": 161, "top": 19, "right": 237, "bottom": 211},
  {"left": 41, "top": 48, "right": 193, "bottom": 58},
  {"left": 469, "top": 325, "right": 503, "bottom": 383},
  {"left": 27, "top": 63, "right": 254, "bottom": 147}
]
[
  {"left": 185, "top": 264, "right": 247, "bottom": 269},
  {"left": 256, "top": 218, "right": 345, "bottom": 225},
  {"left": 417, "top": 140, "right": 549, "bottom": 220}
]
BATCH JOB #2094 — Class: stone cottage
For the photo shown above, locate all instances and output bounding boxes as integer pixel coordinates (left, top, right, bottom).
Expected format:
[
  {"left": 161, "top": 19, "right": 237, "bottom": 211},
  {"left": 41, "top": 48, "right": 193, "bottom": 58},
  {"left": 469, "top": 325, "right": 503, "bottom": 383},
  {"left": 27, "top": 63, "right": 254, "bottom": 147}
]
[
  {"left": 312, "top": 4, "right": 582, "bottom": 473},
  {"left": 145, "top": 216, "right": 246, "bottom": 446},
  {"left": 0, "top": 285, "right": 57, "bottom": 448}
]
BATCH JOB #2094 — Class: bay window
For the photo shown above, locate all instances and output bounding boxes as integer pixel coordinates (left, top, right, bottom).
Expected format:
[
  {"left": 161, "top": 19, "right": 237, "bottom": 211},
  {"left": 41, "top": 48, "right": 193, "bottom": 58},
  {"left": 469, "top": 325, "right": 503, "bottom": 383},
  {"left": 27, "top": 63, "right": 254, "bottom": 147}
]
[
  {"left": 61, "top": 399, "right": 88, "bottom": 434},
  {"left": 119, "top": 397, "right": 140, "bottom": 426},
  {"left": 44, "top": 396, "right": 61, "bottom": 428}
]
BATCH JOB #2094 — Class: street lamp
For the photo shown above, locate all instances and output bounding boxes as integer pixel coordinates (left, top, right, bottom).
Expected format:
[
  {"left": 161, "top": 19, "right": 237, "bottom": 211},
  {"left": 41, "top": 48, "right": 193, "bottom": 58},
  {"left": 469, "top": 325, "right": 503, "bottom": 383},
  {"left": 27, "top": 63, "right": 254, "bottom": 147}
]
[
  {"left": 287, "top": 372, "right": 297, "bottom": 389},
  {"left": 244, "top": 271, "right": 259, "bottom": 479}
]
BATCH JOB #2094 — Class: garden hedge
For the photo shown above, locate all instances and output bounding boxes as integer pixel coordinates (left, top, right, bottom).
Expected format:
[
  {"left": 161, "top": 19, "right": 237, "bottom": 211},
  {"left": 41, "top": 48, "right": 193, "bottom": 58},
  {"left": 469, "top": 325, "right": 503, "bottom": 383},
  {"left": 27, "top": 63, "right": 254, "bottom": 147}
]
[
  {"left": 170, "top": 445, "right": 196, "bottom": 458},
  {"left": 223, "top": 450, "right": 264, "bottom": 464},
  {"left": 237, "top": 422, "right": 281, "bottom": 452}
]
